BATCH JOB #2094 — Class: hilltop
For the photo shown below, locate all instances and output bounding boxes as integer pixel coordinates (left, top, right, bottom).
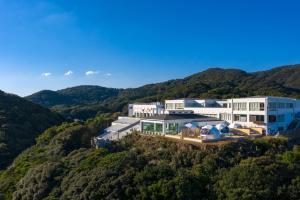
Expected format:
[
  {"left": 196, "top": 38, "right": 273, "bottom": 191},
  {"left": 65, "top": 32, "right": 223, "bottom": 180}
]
[
  {"left": 0, "top": 90, "right": 65, "bottom": 169},
  {"left": 26, "top": 64, "right": 300, "bottom": 119}
]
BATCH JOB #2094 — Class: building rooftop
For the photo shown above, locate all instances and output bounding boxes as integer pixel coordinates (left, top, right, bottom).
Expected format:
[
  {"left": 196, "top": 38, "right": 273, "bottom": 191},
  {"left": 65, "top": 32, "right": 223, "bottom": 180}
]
[
  {"left": 144, "top": 114, "right": 221, "bottom": 121},
  {"left": 130, "top": 102, "right": 162, "bottom": 105},
  {"left": 230, "top": 96, "right": 298, "bottom": 100},
  {"left": 113, "top": 117, "right": 140, "bottom": 124}
]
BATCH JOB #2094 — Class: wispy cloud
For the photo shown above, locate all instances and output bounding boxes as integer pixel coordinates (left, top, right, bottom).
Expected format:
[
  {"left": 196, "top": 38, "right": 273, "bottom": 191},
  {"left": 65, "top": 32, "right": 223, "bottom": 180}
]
[
  {"left": 64, "top": 70, "right": 73, "bottom": 76},
  {"left": 105, "top": 73, "right": 112, "bottom": 76},
  {"left": 86, "top": 70, "right": 98, "bottom": 76},
  {"left": 41, "top": 72, "right": 51, "bottom": 77}
]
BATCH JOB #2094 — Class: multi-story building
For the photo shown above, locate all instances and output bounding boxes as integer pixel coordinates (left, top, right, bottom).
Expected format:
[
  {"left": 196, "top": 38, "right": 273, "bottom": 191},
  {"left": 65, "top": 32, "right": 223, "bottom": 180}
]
[
  {"left": 128, "top": 102, "right": 164, "bottom": 118},
  {"left": 165, "top": 97, "right": 300, "bottom": 134},
  {"left": 95, "top": 96, "right": 300, "bottom": 145}
]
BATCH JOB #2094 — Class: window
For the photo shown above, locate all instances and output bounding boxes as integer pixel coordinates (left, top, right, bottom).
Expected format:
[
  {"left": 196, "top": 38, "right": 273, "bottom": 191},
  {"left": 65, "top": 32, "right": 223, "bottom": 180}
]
[
  {"left": 249, "top": 115, "right": 264, "bottom": 122},
  {"left": 167, "top": 123, "right": 178, "bottom": 134},
  {"left": 165, "top": 103, "right": 175, "bottom": 110},
  {"left": 220, "top": 113, "right": 231, "bottom": 121},
  {"left": 155, "top": 123, "right": 163, "bottom": 132},
  {"left": 228, "top": 103, "right": 231, "bottom": 108},
  {"left": 142, "top": 122, "right": 155, "bottom": 132},
  {"left": 249, "top": 102, "right": 264, "bottom": 111},
  {"left": 233, "top": 102, "right": 247, "bottom": 111},
  {"left": 175, "top": 103, "right": 184, "bottom": 109},
  {"left": 268, "top": 102, "right": 293, "bottom": 110},
  {"left": 234, "top": 114, "right": 247, "bottom": 122}
]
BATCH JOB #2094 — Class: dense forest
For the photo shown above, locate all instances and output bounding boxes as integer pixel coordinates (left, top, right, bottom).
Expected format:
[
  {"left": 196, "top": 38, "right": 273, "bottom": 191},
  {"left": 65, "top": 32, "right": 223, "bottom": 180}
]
[
  {"left": 0, "top": 113, "right": 300, "bottom": 200},
  {"left": 0, "top": 91, "right": 65, "bottom": 170},
  {"left": 26, "top": 64, "right": 300, "bottom": 119}
]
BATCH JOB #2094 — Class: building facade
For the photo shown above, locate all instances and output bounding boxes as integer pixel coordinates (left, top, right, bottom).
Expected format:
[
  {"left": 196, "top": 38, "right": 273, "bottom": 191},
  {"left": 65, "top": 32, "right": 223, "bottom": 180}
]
[
  {"left": 165, "top": 97, "right": 300, "bottom": 134},
  {"left": 128, "top": 102, "right": 164, "bottom": 118}
]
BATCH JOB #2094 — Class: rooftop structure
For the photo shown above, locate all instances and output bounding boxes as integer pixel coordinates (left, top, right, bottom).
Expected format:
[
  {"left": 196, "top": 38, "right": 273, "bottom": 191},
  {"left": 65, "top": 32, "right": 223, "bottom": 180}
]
[
  {"left": 128, "top": 102, "right": 164, "bottom": 118},
  {"left": 97, "top": 116, "right": 140, "bottom": 142}
]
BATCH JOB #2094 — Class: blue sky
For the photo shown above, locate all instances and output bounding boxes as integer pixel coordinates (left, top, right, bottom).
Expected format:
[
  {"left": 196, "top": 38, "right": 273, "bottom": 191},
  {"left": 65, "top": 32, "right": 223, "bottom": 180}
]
[{"left": 0, "top": 0, "right": 300, "bottom": 96}]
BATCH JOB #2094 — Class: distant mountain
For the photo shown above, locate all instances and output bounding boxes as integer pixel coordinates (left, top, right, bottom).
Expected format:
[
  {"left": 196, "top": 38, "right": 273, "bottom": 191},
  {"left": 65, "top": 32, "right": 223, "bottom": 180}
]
[
  {"left": 0, "top": 90, "right": 65, "bottom": 169},
  {"left": 26, "top": 64, "right": 300, "bottom": 120},
  {"left": 27, "top": 86, "right": 122, "bottom": 108}
]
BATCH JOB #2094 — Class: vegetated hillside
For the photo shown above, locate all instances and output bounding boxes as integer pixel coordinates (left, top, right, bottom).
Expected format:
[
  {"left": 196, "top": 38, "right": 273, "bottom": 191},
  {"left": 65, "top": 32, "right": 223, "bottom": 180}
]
[
  {"left": 0, "top": 90, "right": 65, "bottom": 169},
  {"left": 26, "top": 64, "right": 300, "bottom": 120},
  {"left": 0, "top": 114, "right": 299, "bottom": 200},
  {"left": 26, "top": 85, "right": 122, "bottom": 108}
]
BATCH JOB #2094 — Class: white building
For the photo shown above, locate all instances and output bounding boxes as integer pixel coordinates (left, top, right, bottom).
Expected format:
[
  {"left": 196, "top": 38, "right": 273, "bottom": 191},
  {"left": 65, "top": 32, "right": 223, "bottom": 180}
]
[
  {"left": 94, "top": 116, "right": 141, "bottom": 146},
  {"left": 128, "top": 102, "right": 164, "bottom": 117},
  {"left": 165, "top": 97, "right": 300, "bottom": 134}
]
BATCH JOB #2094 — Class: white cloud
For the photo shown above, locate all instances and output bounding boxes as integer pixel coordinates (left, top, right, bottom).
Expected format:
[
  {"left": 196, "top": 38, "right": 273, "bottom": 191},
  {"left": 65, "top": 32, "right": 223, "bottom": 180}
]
[
  {"left": 105, "top": 73, "right": 112, "bottom": 76},
  {"left": 64, "top": 70, "right": 73, "bottom": 76},
  {"left": 85, "top": 71, "right": 98, "bottom": 76},
  {"left": 41, "top": 72, "right": 51, "bottom": 77}
]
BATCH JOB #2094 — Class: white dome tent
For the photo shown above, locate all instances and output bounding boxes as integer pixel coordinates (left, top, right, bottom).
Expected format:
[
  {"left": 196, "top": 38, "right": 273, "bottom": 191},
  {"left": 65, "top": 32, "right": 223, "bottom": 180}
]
[{"left": 200, "top": 125, "right": 221, "bottom": 140}]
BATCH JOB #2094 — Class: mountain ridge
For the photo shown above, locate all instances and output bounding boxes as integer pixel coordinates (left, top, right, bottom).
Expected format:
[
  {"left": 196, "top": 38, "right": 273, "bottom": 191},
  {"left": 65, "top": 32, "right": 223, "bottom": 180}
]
[{"left": 26, "top": 64, "right": 300, "bottom": 119}]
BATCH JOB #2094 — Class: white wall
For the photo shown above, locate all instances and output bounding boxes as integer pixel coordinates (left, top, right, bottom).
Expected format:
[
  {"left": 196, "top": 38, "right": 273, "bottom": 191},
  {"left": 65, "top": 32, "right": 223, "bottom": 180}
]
[{"left": 129, "top": 102, "right": 164, "bottom": 117}]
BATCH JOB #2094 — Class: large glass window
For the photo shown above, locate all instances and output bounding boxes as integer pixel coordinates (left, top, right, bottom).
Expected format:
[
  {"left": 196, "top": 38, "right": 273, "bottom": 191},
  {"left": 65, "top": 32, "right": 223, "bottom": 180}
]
[
  {"left": 165, "top": 103, "right": 174, "bottom": 110},
  {"left": 220, "top": 113, "right": 231, "bottom": 121},
  {"left": 175, "top": 103, "right": 184, "bottom": 109},
  {"left": 167, "top": 123, "right": 178, "bottom": 134},
  {"left": 233, "top": 102, "right": 247, "bottom": 111},
  {"left": 142, "top": 122, "right": 155, "bottom": 132},
  {"left": 234, "top": 114, "right": 247, "bottom": 122},
  {"left": 249, "top": 115, "right": 265, "bottom": 122},
  {"left": 249, "top": 102, "right": 264, "bottom": 111},
  {"left": 268, "top": 102, "right": 293, "bottom": 111},
  {"left": 155, "top": 123, "right": 163, "bottom": 132},
  {"left": 165, "top": 103, "right": 184, "bottom": 110}
]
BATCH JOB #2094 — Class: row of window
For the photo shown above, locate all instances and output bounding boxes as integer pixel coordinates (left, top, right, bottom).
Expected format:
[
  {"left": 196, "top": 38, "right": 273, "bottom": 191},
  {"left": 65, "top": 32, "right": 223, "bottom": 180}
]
[
  {"left": 141, "top": 122, "right": 178, "bottom": 134},
  {"left": 166, "top": 101, "right": 294, "bottom": 111},
  {"left": 220, "top": 113, "right": 286, "bottom": 123},
  {"left": 165, "top": 103, "right": 184, "bottom": 110},
  {"left": 231, "top": 102, "right": 265, "bottom": 111},
  {"left": 220, "top": 113, "right": 232, "bottom": 121},
  {"left": 268, "top": 102, "right": 294, "bottom": 110}
]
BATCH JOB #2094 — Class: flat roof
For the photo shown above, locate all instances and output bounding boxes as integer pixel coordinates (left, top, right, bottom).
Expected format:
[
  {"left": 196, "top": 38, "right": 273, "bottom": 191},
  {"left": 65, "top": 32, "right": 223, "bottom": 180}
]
[
  {"left": 143, "top": 114, "right": 221, "bottom": 121},
  {"left": 230, "top": 96, "right": 298, "bottom": 100}
]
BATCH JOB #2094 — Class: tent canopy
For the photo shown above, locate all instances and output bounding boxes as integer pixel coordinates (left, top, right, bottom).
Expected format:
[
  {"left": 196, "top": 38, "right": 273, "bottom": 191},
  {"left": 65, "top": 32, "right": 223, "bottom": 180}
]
[{"left": 185, "top": 122, "right": 198, "bottom": 129}]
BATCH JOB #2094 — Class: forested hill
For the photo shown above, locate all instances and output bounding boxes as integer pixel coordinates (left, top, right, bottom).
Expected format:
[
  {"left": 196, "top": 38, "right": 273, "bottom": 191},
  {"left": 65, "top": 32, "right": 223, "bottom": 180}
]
[
  {"left": 0, "top": 117, "right": 299, "bottom": 199},
  {"left": 0, "top": 90, "right": 65, "bottom": 169},
  {"left": 26, "top": 86, "right": 122, "bottom": 107},
  {"left": 26, "top": 64, "right": 300, "bottom": 119}
]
